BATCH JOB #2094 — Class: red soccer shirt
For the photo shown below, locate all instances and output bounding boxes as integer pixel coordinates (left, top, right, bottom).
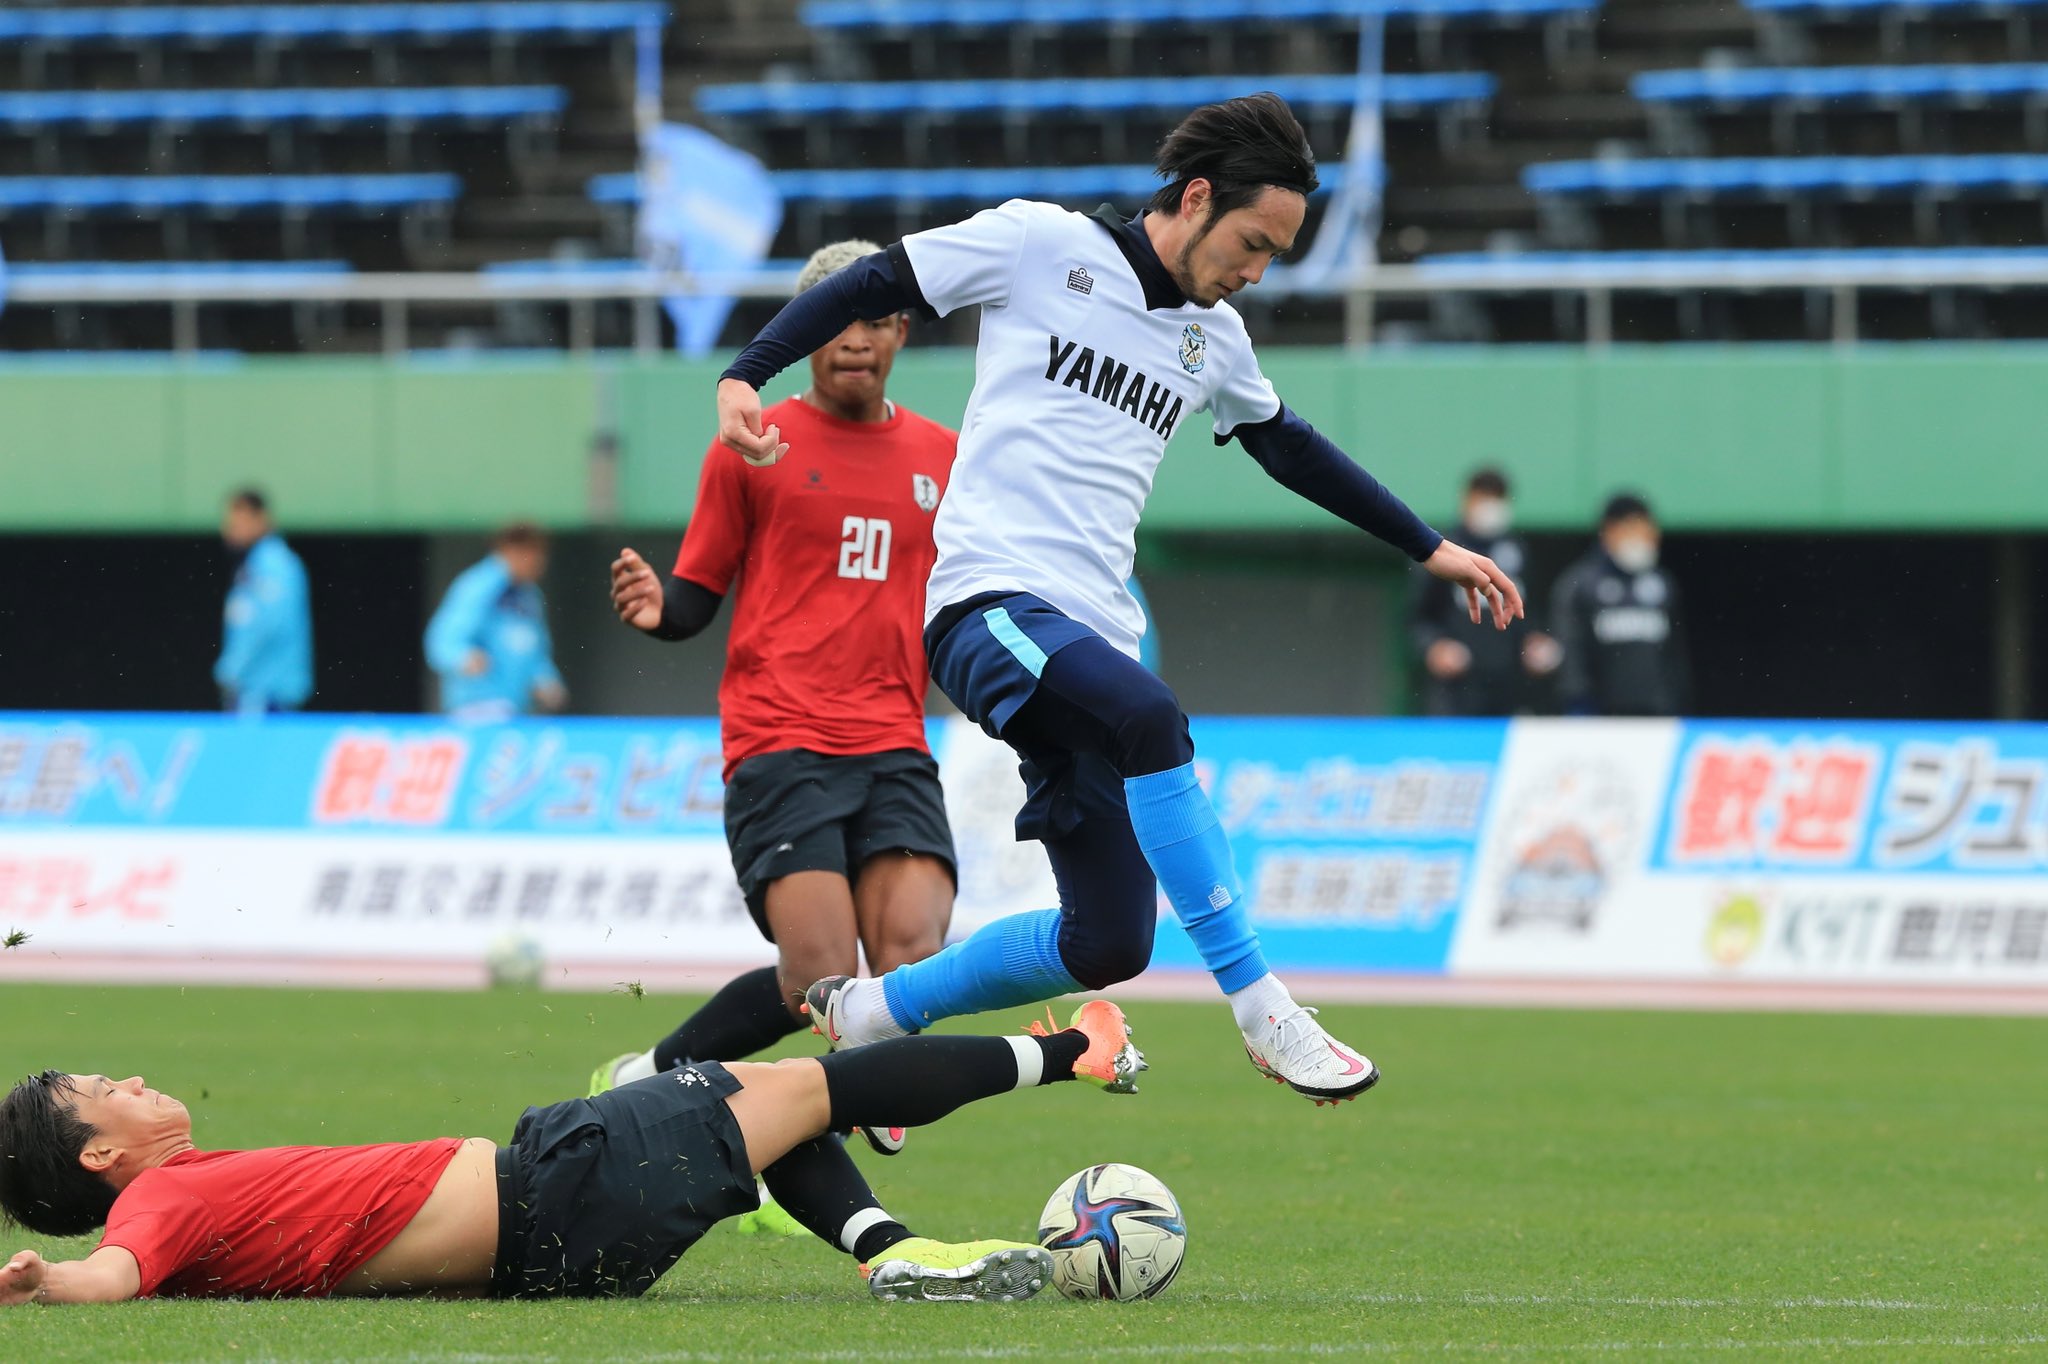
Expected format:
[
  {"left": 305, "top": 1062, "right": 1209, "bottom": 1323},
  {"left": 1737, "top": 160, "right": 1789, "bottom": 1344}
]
[
  {"left": 97, "top": 1138, "right": 463, "bottom": 1298},
  {"left": 674, "top": 396, "right": 957, "bottom": 779}
]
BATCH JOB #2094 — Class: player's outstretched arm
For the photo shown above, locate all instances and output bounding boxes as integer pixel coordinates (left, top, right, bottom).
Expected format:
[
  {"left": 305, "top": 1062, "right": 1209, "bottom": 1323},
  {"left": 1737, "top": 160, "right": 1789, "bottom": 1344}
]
[
  {"left": 0, "top": 1247, "right": 141, "bottom": 1306},
  {"left": 718, "top": 251, "right": 917, "bottom": 466},
  {"left": 1230, "top": 404, "right": 1521, "bottom": 627}
]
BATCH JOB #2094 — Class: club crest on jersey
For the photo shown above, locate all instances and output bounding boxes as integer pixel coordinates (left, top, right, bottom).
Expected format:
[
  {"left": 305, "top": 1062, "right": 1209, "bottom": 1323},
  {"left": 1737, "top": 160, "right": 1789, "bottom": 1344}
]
[
  {"left": 1178, "top": 323, "right": 1206, "bottom": 374},
  {"left": 912, "top": 472, "right": 940, "bottom": 512}
]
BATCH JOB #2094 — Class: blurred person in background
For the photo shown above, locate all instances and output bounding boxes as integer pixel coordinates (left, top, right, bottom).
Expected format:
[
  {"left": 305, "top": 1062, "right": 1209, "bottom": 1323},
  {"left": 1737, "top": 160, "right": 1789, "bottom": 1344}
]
[
  {"left": 1551, "top": 492, "right": 1691, "bottom": 717},
  {"left": 1408, "top": 467, "right": 1558, "bottom": 716},
  {"left": 214, "top": 487, "right": 312, "bottom": 715},
  {"left": 424, "top": 522, "right": 565, "bottom": 723},
  {"left": 591, "top": 241, "right": 959, "bottom": 1164}
]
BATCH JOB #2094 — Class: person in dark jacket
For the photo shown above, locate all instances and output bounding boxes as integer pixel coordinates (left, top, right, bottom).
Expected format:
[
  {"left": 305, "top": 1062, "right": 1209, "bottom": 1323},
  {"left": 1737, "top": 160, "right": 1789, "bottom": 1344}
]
[
  {"left": 1551, "top": 493, "right": 1691, "bottom": 717},
  {"left": 1408, "top": 468, "right": 1559, "bottom": 715}
]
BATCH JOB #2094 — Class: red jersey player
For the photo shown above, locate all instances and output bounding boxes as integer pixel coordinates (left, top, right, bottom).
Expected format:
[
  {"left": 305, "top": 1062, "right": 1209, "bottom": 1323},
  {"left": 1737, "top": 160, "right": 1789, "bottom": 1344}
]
[
  {"left": 591, "top": 241, "right": 959, "bottom": 1158},
  {"left": 0, "top": 1008, "right": 1144, "bottom": 1304}
]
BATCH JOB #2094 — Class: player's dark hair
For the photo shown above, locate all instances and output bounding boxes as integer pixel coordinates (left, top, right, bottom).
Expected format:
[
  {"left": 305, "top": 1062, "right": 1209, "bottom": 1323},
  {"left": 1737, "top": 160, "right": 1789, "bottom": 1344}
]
[
  {"left": 227, "top": 487, "right": 268, "bottom": 515},
  {"left": 1466, "top": 467, "right": 1510, "bottom": 499},
  {"left": 1601, "top": 492, "right": 1654, "bottom": 526},
  {"left": 493, "top": 521, "right": 547, "bottom": 550},
  {"left": 1148, "top": 92, "right": 1319, "bottom": 221},
  {"left": 0, "top": 1072, "right": 118, "bottom": 1237}
]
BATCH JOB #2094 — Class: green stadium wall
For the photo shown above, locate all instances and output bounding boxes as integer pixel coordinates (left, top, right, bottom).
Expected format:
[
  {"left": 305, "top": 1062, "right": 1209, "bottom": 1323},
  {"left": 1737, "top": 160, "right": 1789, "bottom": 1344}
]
[{"left": 2, "top": 345, "right": 2039, "bottom": 533}]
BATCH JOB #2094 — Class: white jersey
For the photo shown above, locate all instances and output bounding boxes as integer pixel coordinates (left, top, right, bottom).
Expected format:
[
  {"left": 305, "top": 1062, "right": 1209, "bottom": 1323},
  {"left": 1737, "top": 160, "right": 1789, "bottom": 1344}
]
[{"left": 900, "top": 199, "right": 1281, "bottom": 659}]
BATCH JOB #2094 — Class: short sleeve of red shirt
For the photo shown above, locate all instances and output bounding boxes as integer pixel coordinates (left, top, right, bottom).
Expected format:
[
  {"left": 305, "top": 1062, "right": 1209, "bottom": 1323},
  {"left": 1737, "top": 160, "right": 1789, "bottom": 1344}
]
[
  {"left": 673, "top": 441, "right": 754, "bottom": 594},
  {"left": 99, "top": 1180, "right": 220, "bottom": 1297}
]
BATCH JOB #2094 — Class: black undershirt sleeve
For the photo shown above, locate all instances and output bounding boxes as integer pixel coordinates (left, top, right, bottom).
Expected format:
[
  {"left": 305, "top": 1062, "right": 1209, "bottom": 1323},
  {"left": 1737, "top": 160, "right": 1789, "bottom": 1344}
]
[
  {"left": 1228, "top": 404, "right": 1445, "bottom": 562},
  {"left": 719, "top": 250, "right": 916, "bottom": 391},
  {"left": 649, "top": 575, "right": 724, "bottom": 642}
]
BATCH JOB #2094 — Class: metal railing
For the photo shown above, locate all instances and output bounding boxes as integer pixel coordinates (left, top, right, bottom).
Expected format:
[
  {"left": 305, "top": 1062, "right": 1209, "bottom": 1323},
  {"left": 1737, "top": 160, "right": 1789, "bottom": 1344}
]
[{"left": 14, "top": 256, "right": 2048, "bottom": 352}]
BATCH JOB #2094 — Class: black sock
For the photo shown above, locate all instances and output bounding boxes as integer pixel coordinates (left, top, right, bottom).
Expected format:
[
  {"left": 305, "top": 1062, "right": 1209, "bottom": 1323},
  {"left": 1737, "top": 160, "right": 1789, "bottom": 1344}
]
[
  {"left": 759, "top": 1136, "right": 913, "bottom": 1260},
  {"left": 819, "top": 1032, "right": 1088, "bottom": 1131},
  {"left": 652, "top": 965, "right": 805, "bottom": 1069}
]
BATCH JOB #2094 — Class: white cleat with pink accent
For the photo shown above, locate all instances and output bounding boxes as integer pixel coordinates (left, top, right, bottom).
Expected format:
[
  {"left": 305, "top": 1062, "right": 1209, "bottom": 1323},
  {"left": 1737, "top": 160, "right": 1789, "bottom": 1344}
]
[{"left": 1241, "top": 1004, "right": 1379, "bottom": 1106}]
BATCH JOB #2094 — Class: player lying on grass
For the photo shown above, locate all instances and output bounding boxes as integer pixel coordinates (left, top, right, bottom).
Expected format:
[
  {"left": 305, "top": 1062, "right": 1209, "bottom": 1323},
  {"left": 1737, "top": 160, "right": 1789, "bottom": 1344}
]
[
  {"left": 0, "top": 1003, "right": 1142, "bottom": 1305},
  {"left": 715, "top": 92, "right": 1524, "bottom": 1106},
  {"left": 594, "top": 240, "right": 961, "bottom": 1162}
]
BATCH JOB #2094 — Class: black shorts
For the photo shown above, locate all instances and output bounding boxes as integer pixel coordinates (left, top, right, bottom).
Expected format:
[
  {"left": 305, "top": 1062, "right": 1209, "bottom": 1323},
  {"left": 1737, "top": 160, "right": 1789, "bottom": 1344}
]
[
  {"left": 723, "top": 747, "right": 957, "bottom": 938},
  {"left": 490, "top": 1062, "right": 758, "bottom": 1299}
]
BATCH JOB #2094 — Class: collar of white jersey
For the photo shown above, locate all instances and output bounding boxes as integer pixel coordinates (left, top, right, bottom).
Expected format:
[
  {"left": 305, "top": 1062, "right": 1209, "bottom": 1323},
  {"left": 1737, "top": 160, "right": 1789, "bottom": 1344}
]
[{"left": 1088, "top": 204, "right": 1188, "bottom": 312}]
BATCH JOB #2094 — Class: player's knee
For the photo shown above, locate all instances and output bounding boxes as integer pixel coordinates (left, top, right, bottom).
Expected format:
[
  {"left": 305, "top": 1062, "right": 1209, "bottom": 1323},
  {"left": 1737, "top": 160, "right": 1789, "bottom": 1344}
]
[
  {"left": 1061, "top": 921, "right": 1156, "bottom": 991},
  {"left": 1111, "top": 685, "right": 1193, "bottom": 777},
  {"left": 870, "top": 920, "right": 944, "bottom": 974}
]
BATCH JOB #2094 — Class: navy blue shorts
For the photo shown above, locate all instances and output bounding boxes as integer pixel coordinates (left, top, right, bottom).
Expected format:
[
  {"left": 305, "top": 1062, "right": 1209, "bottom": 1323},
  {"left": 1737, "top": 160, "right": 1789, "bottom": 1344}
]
[{"left": 925, "top": 592, "right": 1133, "bottom": 842}]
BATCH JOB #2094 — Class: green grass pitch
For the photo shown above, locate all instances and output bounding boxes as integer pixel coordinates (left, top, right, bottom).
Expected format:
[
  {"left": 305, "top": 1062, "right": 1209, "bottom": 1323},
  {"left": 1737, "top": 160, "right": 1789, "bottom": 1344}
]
[{"left": 0, "top": 982, "right": 2042, "bottom": 1361}]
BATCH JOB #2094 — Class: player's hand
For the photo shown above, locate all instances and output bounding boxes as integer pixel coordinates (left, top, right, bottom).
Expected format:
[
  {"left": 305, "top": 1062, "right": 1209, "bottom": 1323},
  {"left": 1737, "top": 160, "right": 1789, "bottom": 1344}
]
[
  {"left": 717, "top": 377, "right": 787, "bottom": 468},
  {"left": 1424, "top": 539, "right": 1524, "bottom": 631},
  {"left": 0, "top": 1250, "right": 48, "bottom": 1306},
  {"left": 534, "top": 681, "right": 568, "bottom": 713},
  {"left": 461, "top": 649, "right": 489, "bottom": 677},
  {"left": 1425, "top": 638, "right": 1472, "bottom": 679},
  {"left": 610, "top": 548, "right": 665, "bottom": 632}
]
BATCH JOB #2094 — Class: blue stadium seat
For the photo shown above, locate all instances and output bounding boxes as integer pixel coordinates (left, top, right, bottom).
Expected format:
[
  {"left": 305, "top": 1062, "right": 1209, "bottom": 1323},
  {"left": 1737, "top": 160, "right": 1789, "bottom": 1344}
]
[
  {"left": 481, "top": 257, "right": 806, "bottom": 273},
  {"left": 0, "top": 174, "right": 461, "bottom": 211},
  {"left": 695, "top": 72, "right": 1494, "bottom": 118},
  {"left": 800, "top": 0, "right": 1591, "bottom": 27},
  {"left": 7, "top": 259, "right": 354, "bottom": 275},
  {"left": 0, "top": 5, "right": 667, "bottom": 43},
  {"left": 591, "top": 163, "right": 1351, "bottom": 204},
  {"left": 1524, "top": 154, "right": 2048, "bottom": 195},
  {"left": 1418, "top": 246, "right": 2048, "bottom": 277},
  {"left": 0, "top": 87, "right": 566, "bottom": 127},
  {"left": 1745, "top": 0, "right": 2048, "bottom": 12},
  {"left": 1633, "top": 64, "right": 2048, "bottom": 105}
]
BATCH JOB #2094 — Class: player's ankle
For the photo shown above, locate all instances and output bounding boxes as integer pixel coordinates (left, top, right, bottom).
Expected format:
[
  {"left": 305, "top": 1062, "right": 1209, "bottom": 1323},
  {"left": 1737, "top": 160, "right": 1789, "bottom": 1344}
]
[{"left": 1226, "top": 973, "right": 1292, "bottom": 1032}]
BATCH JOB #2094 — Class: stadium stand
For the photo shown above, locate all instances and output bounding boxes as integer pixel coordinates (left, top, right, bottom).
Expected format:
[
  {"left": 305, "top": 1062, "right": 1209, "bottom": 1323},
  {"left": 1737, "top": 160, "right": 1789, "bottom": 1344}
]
[
  {"left": 15, "top": 0, "right": 2048, "bottom": 349},
  {"left": 0, "top": 4, "right": 666, "bottom": 44}
]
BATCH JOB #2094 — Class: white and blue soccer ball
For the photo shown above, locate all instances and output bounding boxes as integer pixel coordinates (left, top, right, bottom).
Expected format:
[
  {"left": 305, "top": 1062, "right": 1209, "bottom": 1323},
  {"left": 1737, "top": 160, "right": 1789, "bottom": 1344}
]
[
  {"left": 1036, "top": 1162, "right": 1186, "bottom": 1301},
  {"left": 484, "top": 933, "right": 546, "bottom": 990}
]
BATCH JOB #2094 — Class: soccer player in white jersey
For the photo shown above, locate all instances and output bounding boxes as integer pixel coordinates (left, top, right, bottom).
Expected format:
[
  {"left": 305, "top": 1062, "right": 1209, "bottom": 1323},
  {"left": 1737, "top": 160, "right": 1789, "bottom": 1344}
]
[{"left": 713, "top": 94, "right": 1523, "bottom": 1105}]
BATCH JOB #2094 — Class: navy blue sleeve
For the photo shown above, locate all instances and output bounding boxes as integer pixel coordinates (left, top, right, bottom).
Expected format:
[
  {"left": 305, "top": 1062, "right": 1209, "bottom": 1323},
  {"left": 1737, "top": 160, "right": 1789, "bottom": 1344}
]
[
  {"left": 648, "top": 575, "right": 724, "bottom": 643},
  {"left": 1227, "top": 405, "right": 1444, "bottom": 562},
  {"left": 719, "top": 248, "right": 919, "bottom": 390}
]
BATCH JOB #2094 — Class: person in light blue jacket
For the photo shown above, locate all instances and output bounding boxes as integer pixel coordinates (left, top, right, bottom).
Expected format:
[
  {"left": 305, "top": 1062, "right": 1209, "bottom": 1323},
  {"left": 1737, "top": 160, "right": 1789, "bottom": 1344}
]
[
  {"left": 425, "top": 522, "right": 567, "bottom": 722},
  {"left": 215, "top": 488, "right": 313, "bottom": 714}
]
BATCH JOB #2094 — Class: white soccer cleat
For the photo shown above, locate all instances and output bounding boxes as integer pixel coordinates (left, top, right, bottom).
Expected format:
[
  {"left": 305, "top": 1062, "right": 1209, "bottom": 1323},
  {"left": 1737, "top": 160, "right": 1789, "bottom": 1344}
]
[
  {"left": 803, "top": 975, "right": 909, "bottom": 1155},
  {"left": 1241, "top": 1004, "right": 1379, "bottom": 1106},
  {"left": 802, "top": 974, "right": 884, "bottom": 1050}
]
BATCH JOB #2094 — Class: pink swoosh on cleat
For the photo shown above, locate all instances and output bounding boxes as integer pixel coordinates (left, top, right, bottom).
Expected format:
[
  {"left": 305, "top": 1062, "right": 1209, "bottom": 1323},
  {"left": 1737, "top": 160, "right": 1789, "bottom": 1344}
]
[{"left": 1327, "top": 1042, "right": 1366, "bottom": 1076}]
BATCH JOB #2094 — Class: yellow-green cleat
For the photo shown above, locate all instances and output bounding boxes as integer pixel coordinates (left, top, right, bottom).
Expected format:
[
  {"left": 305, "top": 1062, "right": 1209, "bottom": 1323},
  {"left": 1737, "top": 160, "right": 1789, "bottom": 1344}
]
[
  {"left": 734, "top": 1187, "right": 809, "bottom": 1239},
  {"left": 862, "top": 1237, "right": 1053, "bottom": 1303},
  {"left": 587, "top": 1052, "right": 638, "bottom": 1098}
]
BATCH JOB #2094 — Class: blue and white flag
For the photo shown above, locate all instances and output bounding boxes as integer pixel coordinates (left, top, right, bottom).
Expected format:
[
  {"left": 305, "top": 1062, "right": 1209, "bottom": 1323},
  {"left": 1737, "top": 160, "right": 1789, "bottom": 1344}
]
[
  {"left": 638, "top": 123, "right": 782, "bottom": 357},
  {"left": 1289, "top": 18, "right": 1386, "bottom": 289}
]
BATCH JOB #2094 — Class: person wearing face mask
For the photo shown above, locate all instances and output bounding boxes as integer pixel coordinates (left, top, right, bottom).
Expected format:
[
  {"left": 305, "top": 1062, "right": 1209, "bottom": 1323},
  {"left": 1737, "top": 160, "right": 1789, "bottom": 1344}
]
[
  {"left": 1408, "top": 468, "right": 1560, "bottom": 716},
  {"left": 214, "top": 487, "right": 313, "bottom": 716},
  {"left": 1551, "top": 493, "right": 1692, "bottom": 717}
]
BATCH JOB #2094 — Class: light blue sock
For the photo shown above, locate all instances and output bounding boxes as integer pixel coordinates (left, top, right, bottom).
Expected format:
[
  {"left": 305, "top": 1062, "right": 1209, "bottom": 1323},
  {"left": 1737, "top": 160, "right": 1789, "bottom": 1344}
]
[
  {"left": 880, "top": 908, "right": 1081, "bottom": 1032},
  {"left": 1124, "top": 762, "right": 1270, "bottom": 994}
]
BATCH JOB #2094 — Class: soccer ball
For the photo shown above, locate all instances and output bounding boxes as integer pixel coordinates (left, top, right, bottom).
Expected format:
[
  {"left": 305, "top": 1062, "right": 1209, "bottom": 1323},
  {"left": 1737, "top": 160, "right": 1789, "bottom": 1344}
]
[
  {"left": 484, "top": 933, "right": 546, "bottom": 989},
  {"left": 1035, "top": 1162, "right": 1186, "bottom": 1301}
]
